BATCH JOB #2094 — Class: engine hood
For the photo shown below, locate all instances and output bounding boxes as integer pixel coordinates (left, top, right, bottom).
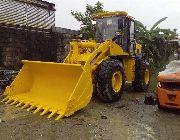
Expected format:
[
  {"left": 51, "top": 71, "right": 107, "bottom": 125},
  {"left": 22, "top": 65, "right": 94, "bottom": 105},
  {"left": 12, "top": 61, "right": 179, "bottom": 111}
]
[{"left": 158, "top": 72, "right": 180, "bottom": 82}]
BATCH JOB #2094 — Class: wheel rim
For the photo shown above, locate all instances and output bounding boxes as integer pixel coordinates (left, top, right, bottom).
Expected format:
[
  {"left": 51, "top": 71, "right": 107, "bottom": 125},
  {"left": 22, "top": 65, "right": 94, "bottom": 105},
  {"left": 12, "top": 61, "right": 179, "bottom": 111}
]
[
  {"left": 145, "top": 69, "right": 150, "bottom": 85},
  {"left": 112, "top": 71, "right": 122, "bottom": 93}
]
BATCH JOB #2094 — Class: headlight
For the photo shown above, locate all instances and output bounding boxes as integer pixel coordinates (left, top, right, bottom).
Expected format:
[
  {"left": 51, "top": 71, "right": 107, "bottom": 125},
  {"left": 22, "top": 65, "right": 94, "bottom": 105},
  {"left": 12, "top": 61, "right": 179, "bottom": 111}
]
[{"left": 157, "top": 82, "right": 161, "bottom": 88}]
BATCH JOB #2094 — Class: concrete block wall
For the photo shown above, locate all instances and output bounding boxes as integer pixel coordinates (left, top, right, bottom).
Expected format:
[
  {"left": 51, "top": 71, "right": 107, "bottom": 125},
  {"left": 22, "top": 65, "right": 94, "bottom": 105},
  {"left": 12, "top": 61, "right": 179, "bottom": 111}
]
[
  {"left": 54, "top": 27, "right": 78, "bottom": 62},
  {"left": 0, "top": 25, "right": 77, "bottom": 70}
]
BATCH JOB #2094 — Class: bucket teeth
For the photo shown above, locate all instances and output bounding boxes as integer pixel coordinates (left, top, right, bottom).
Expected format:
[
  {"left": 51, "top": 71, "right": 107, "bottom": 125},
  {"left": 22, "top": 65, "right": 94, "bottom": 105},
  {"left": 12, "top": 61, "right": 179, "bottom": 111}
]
[
  {"left": 55, "top": 114, "right": 63, "bottom": 121},
  {"left": 21, "top": 103, "right": 30, "bottom": 109},
  {"left": 47, "top": 111, "right": 56, "bottom": 119},
  {"left": 27, "top": 105, "right": 36, "bottom": 111},
  {"left": 16, "top": 102, "right": 24, "bottom": 107},
  {"left": 10, "top": 100, "right": 18, "bottom": 105},
  {"left": 5, "top": 99, "right": 14, "bottom": 104},
  {"left": 33, "top": 106, "right": 43, "bottom": 114},
  {"left": 2, "top": 97, "right": 65, "bottom": 121},
  {"left": 40, "top": 109, "right": 49, "bottom": 116},
  {"left": 2, "top": 97, "right": 9, "bottom": 102}
]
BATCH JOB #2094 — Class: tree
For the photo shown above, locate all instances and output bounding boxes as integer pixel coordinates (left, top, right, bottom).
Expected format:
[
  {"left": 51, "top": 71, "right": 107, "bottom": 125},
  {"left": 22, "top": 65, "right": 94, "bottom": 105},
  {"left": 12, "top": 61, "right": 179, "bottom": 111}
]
[
  {"left": 150, "top": 17, "right": 167, "bottom": 31},
  {"left": 71, "top": 1, "right": 104, "bottom": 39},
  {"left": 135, "top": 17, "right": 178, "bottom": 68}
]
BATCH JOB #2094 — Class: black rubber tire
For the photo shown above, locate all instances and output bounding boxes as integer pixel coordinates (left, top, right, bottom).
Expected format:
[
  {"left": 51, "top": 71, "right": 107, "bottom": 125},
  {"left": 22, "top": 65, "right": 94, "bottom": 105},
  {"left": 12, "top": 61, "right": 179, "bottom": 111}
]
[
  {"left": 132, "top": 58, "right": 150, "bottom": 92},
  {"left": 94, "top": 59, "right": 125, "bottom": 103}
]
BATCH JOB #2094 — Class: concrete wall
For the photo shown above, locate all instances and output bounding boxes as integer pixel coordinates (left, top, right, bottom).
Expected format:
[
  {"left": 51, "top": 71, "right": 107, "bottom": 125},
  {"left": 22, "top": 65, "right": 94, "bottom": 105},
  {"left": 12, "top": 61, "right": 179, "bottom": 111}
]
[
  {"left": 53, "top": 27, "right": 78, "bottom": 62},
  {"left": 0, "top": 25, "right": 78, "bottom": 70}
]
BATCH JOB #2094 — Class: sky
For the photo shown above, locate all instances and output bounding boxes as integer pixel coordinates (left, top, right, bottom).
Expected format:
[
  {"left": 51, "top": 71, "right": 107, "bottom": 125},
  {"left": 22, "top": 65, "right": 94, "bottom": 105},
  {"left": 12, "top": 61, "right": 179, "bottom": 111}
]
[{"left": 48, "top": 0, "right": 180, "bottom": 34}]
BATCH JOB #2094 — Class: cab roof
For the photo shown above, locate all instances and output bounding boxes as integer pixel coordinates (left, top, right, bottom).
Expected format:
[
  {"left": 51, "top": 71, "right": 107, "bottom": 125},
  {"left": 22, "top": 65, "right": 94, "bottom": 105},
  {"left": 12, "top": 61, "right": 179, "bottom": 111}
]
[{"left": 94, "top": 11, "right": 134, "bottom": 19}]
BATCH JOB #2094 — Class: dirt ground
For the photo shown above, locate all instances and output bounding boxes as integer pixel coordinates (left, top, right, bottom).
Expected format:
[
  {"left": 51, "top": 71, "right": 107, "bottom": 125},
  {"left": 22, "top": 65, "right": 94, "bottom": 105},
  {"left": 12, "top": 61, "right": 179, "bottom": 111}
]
[{"left": 0, "top": 91, "right": 180, "bottom": 140}]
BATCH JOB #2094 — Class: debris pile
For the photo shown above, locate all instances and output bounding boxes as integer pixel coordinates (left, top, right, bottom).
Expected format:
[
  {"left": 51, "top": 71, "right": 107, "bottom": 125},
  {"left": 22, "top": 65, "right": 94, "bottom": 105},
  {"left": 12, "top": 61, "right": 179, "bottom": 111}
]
[{"left": 0, "top": 70, "right": 18, "bottom": 94}]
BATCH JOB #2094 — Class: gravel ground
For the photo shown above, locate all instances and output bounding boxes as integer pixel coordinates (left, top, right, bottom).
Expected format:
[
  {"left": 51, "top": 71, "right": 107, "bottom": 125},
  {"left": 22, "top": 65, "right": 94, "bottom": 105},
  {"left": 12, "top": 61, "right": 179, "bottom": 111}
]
[{"left": 0, "top": 91, "right": 180, "bottom": 140}]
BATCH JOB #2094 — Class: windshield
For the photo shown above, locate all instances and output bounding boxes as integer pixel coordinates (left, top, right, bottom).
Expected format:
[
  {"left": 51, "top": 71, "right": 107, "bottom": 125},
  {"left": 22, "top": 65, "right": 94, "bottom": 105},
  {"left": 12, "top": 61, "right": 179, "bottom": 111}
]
[{"left": 95, "top": 17, "right": 122, "bottom": 42}]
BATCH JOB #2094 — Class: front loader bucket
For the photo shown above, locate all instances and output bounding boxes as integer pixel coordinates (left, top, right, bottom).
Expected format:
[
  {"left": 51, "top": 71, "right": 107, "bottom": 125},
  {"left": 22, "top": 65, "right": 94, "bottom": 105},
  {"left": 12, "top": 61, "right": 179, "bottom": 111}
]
[{"left": 2, "top": 60, "right": 93, "bottom": 120}]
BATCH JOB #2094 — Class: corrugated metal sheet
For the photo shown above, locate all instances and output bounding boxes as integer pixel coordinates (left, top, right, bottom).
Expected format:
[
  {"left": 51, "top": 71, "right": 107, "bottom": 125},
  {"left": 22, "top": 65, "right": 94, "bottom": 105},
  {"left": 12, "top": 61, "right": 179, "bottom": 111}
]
[{"left": 0, "top": 0, "right": 55, "bottom": 29}]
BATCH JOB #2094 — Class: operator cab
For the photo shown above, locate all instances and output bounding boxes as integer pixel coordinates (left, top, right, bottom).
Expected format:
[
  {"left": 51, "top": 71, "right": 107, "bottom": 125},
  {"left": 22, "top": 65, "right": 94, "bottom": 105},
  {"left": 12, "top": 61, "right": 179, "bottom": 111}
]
[{"left": 95, "top": 11, "right": 135, "bottom": 54}]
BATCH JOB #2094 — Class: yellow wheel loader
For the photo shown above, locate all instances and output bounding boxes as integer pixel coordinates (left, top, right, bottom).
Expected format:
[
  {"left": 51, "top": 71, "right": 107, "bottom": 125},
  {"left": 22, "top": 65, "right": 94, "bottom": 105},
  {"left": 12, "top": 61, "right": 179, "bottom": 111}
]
[{"left": 2, "top": 11, "right": 150, "bottom": 120}]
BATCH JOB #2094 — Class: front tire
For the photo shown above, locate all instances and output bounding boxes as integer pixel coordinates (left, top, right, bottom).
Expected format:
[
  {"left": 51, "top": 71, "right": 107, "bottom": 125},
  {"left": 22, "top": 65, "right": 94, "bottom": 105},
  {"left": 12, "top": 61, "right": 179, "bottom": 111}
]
[{"left": 94, "top": 59, "right": 125, "bottom": 103}]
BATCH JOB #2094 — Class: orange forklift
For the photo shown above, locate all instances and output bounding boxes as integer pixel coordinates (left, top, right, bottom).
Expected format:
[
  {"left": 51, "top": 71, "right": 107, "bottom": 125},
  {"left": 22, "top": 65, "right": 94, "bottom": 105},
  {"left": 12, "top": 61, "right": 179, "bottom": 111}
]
[
  {"left": 144, "top": 60, "right": 180, "bottom": 110},
  {"left": 156, "top": 41, "right": 180, "bottom": 110},
  {"left": 157, "top": 71, "right": 180, "bottom": 109}
]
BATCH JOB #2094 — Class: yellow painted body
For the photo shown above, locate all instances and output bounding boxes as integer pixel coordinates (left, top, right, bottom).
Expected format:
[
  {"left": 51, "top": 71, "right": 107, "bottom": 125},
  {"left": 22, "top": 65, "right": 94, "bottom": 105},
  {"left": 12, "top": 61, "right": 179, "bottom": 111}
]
[
  {"left": 94, "top": 11, "right": 128, "bottom": 18},
  {"left": 123, "top": 58, "right": 135, "bottom": 82},
  {"left": 4, "top": 61, "right": 92, "bottom": 120},
  {"left": 135, "top": 43, "right": 142, "bottom": 54},
  {"left": 112, "top": 71, "right": 122, "bottom": 93},
  {"left": 3, "top": 39, "right": 141, "bottom": 120}
]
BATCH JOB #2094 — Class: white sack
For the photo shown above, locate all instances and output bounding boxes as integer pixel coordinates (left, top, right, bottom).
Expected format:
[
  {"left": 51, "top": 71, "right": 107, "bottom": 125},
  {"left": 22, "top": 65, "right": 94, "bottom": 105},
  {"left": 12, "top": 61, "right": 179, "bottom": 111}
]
[{"left": 159, "top": 60, "right": 180, "bottom": 75}]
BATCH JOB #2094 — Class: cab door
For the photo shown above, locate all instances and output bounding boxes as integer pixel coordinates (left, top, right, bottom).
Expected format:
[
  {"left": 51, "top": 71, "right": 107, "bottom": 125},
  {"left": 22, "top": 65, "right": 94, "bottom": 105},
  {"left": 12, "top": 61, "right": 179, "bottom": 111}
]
[{"left": 129, "top": 20, "right": 136, "bottom": 56}]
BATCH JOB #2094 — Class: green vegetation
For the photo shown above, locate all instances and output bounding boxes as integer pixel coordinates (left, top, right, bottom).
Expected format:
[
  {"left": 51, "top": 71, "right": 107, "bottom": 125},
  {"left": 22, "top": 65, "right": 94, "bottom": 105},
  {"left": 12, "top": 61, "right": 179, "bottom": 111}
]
[
  {"left": 71, "top": 1, "right": 104, "bottom": 39},
  {"left": 135, "top": 18, "right": 178, "bottom": 69}
]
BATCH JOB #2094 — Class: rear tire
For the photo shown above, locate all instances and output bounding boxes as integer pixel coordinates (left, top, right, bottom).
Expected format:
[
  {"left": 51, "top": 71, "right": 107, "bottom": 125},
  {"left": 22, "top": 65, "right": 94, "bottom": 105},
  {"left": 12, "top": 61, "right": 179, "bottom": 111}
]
[
  {"left": 132, "top": 58, "right": 150, "bottom": 92},
  {"left": 94, "top": 59, "right": 125, "bottom": 103}
]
